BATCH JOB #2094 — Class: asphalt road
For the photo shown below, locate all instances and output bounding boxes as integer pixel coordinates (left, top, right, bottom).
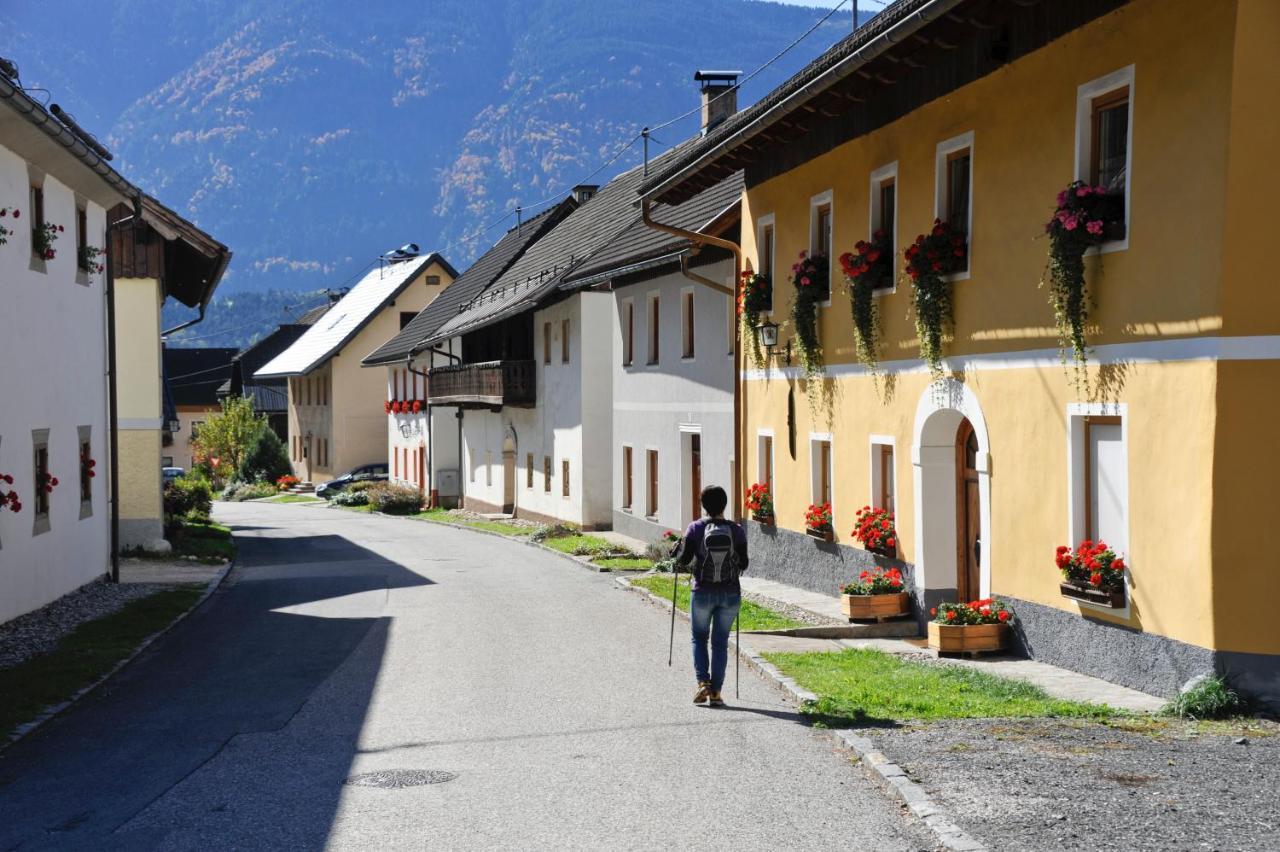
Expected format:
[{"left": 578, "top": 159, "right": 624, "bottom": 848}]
[{"left": 0, "top": 503, "right": 935, "bottom": 851}]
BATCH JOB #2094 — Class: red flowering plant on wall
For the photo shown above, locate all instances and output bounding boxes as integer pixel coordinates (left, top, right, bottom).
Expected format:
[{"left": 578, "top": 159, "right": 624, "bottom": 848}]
[
  {"left": 852, "top": 505, "right": 896, "bottom": 555},
  {"left": 841, "top": 566, "right": 905, "bottom": 596},
  {"left": 904, "top": 219, "right": 967, "bottom": 379},
  {"left": 0, "top": 472, "right": 22, "bottom": 513},
  {"left": 839, "top": 230, "right": 892, "bottom": 373},
  {"left": 384, "top": 400, "right": 393, "bottom": 414},
  {"left": 1055, "top": 539, "right": 1125, "bottom": 592},
  {"left": 33, "top": 221, "right": 63, "bottom": 260},
  {"left": 0, "top": 206, "right": 17, "bottom": 245},
  {"left": 411, "top": 399, "right": 423, "bottom": 414},
  {"left": 1042, "top": 181, "right": 1125, "bottom": 373},
  {"left": 804, "top": 502, "right": 833, "bottom": 533},
  {"left": 662, "top": 529, "right": 681, "bottom": 545},
  {"left": 40, "top": 471, "right": 59, "bottom": 494},
  {"left": 78, "top": 244, "right": 105, "bottom": 275},
  {"left": 744, "top": 482, "right": 774, "bottom": 522},
  {"left": 930, "top": 598, "right": 1012, "bottom": 625},
  {"left": 789, "top": 251, "right": 829, "bottom": 381},
  {"left": 276, "top": 474, "right": 299, "bottom": 489}
]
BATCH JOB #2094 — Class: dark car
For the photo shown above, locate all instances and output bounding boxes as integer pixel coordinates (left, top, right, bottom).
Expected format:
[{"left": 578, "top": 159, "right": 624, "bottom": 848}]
[{"left": 316, "top": 463, "right": 389, "bottom": 499}]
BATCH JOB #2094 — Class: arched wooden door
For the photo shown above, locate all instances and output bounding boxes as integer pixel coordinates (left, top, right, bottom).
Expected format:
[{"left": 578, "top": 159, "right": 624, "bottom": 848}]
[{"left": 955, "top": 418, "right": 981, "bottom": 602}]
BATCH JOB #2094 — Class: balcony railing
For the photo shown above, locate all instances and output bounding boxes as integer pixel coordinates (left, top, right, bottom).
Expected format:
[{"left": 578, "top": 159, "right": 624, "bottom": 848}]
[{"left": 427, "top": 360, "right": 536, "bottom": 409}]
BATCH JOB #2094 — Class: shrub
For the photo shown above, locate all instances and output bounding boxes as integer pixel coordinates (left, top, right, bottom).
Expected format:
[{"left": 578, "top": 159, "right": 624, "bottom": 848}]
[
  {"left": 331, "top": 489, "right": 369, "bottom": 507},
  {"left": 347, "top": 481, "right": 378, "bottom": 494},
  {"left": 365, "top": 483, "right": 422, "bottom": 514},
  {"left": 1163, "top": 676, "right": 1247, "bottom": 720},
  {"left": 164, "top": 475, "right": 213, "bottom": 525},
  {"left": 225, "top": 482, "right": 278, "bottom": 502},
  {"left": 239, "top": 426, "right": 292, "bottom": 484},
  {"left": 220, "top": 480, "right": 245, "bottom": 501}
]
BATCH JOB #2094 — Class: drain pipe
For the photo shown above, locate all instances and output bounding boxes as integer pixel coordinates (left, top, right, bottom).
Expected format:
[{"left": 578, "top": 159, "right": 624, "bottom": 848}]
[
  {"left": 641, "top": 198, "right": 744, "bottom": 518},
  {"left": 105, "top": 219, "right": 121, "bottom": 583}
]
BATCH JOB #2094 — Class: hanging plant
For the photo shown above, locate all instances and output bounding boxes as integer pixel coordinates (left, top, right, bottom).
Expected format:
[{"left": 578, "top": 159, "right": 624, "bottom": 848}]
[
  {"left": 1042, "top": 181, "right": 1123, "bottom": 369},
  {"left": 33, "top": 221, "right": 63, "bottom": 260},
  {"left": 0, "top": 207, "right": 16, "bottom": 245},
  {"left": 904, "top": 219, "right": 967, "bottom": 379},
  {"left": 78, "top": 244, "right": 105, "bottom": 275},
  {"left": 738, "top": 270, "right": 772, "bottom": 367},
  {"left": 839, "top": 230, "right": 892, "bottom": 373},
  {"left": 0, "top": 472, "right": 21, "bottom": 514},
  {"left": 789, "top": 251, "right": 829, "bottom": 380}
]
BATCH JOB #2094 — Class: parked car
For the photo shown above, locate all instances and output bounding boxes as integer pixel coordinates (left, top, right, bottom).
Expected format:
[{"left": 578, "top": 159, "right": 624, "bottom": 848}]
[
  {"left": 162, "top": 467, "right": 185, "bottom": 484},
  {"left": 316, "top": 463, "right": 389, "bottom": 499}
]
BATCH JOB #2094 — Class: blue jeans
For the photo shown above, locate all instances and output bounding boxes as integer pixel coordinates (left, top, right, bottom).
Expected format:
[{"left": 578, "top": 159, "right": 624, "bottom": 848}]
[{"left": 690, "top": 589, "right": 741, "bottom": 691}]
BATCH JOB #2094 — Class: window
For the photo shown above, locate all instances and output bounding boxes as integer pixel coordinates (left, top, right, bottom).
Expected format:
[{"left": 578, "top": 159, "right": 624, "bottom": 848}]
[
  {"left": 870, "top": 437, "right": 895, "bottom": 513},
  {"left": 809, "top": 191, "right": 833, "bottom": 301},
  {"left": 562, "top": 459, "right": 570, "bottom": 498},
  {"left": 756, "top": 214, "right": 775, "bottom": 312},
  {"left": 810, "top": 435, "right": 833, "bottom": 511},
  {"left": 467, "top": 450, "right": 473, "bottom": 482},
  {"left": 29, "top": 183, "right": 43, "bottom": 260},
  {"left": 681, "top": 288, "right": 695, "bottom": 359},
  {"left": 33, "top": 436, "right": 49, "bottom": 520},
  {"left": 76, "top": 207, "right": 88, "bottom": 271},
  {"left": 486, "top": 451, "right": 493, "bottom": 487},
  {"left": 426, "top": 275, "right": 442, "bottom": 286},
  {"left": 935, "top": 132, "right": 974, "bottom": 276},
  {"left": 79, "top": 432, "right": 93, "bottom": 507},
  {"left": 647, "top": 294, "right": 660, "bottom": 365},
  {"left": 622, "top": 299, "right": 635, "bottom": 367},
  {"left": 162, "top": 456, "right": 174, "bottom": 467},
  {"left": 1068, "top": 405, "right": 1129, "bottom": 606},
  {"left": 1076, "top": 66, "right": 1133, "bottom": 247},
  {"left": 543, "top": 321, "right": 552, "bottom": 365},
  {"left": 543, "top": 456, "right": 552, "bottom": 493},
  {"left": 400, "top": 311, "right": 417, "bottom": 330},
  {"left": 646, "top": 449, "right": 659, "bottom": 517},
  {"left": 526, "top": 453, "right": 534, "bottom": 488},
  {"left": 561, "top": 318, "right": 571, "bottom": 363},
  {"left": 622, "top": 446, "right": 633, "bottom": 509},
  {"left": 869, "top": 162, "right": 897, "bottom": 289},
  {"left": 757, "top": 432, "right": 774, "bottom": 494},
  {"left": 191, "top": 421, "right": 204, "bottom": 439}
]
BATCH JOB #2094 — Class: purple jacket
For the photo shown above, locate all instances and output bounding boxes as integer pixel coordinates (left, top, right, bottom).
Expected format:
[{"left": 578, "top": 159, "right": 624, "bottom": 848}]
[{"left": 676, "top": 518, "right": 749, "bottom": 591}]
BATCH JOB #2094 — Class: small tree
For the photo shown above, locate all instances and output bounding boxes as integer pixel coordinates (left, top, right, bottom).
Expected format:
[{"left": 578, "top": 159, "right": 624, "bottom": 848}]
[
  {"left": 192, "top": 397, "right": 264, "bottom": 481},
  {"left": 239, "top": 426, "right": 292, "bottom": 484}
]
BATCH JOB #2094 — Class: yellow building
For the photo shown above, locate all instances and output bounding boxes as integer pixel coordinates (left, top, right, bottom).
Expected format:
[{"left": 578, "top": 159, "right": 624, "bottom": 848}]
[
  {"left": 256, "top": 250, "right": 456, "bottom": 484},
  {"left": 109, "top": 197, "right": 230, "bottom": 550},
  {"left": 640, "top": 0, "right": 1280, "bottom": 709}
]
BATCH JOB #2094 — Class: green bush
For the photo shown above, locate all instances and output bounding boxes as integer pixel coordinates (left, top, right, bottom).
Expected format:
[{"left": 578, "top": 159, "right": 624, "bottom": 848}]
[
  {"left": 331, "top": 489, "right": 369, "bottom": 507},
  {"left": 238, "top": 427, "right": 292, "bottom": 484},
  {"left": 366, "top": 483, "right": 422, "bottom": 514},
  {"left": 225, "top": 482, "right": 278, "bottom": 502},
  {"left": 347, "top": 481, "right": 378, "bottom": 494},
  {"left": 1163, "top": 676, "right": 1248, "bottom": 719},
  {"left": 164, "top": 475, "right": 213, "bottom": 525}
]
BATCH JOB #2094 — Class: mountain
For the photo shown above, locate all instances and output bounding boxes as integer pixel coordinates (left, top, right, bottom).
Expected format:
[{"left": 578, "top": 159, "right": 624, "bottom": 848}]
[{"left": 4, "top": 1, "right": 862, "bottom": 343}]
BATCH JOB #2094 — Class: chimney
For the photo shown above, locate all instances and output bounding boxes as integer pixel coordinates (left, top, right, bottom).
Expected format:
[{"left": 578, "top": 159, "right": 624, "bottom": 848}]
[
  {"left": 572, "top": 184, "right": 598, "bottom": 204},
  {"left": 694, "top": 70, "right": 742, "bottom": 135}
]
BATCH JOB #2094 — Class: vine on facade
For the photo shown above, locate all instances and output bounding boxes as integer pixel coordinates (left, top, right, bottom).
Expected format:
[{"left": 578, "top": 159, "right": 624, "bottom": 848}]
[
  {"left": 904, "top": 219, "right": 966, "bottom": 379},
  {"left": 839, "top": 230, "right": 892, "bottom": 374},
  {"left": 789, "top": 250, "right": 828, "bottom": 381},
  {"left": 738, "top": 270, "right": 771, "bottom": 367}
]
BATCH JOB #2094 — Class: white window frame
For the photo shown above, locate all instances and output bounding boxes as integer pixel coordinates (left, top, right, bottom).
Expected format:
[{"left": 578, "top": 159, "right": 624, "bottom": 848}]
[
  {"left": 1074, "top": 64, "right": 1134, "bottom": 255},
  {"left": 809, "top": 432, "right": 835, "bottom": 517},
  {"left": 868, "top": 161, "right": 898, "bottom": 296},
  {"left": 868, "top": 434, "right": 896, "bottom": 512},
  {"left": 756, "top": 428, "right": 775, "bottom": 492},
  {"left": 485, "top": 450, "right": 493, "bottom": 487},
  {"left": 756, "top": 212, "right": 776, "bottom": 315},
  {"left": 934, "top": 131, "right": 974, "bottom": 282},
  {"left": 1066, "top": 402, "right": 1131, "bottom": 616},
  {"left": 680, "top": 285, "right": 696, "bottom": 361},
  {"left": 808, "top": 190, "right": 834, "bottom": 307}
]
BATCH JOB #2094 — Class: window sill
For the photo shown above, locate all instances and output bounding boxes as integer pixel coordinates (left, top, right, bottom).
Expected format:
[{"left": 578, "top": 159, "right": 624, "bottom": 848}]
[{"left": 872, "top": 286, "right": 896, "bottom": 298}]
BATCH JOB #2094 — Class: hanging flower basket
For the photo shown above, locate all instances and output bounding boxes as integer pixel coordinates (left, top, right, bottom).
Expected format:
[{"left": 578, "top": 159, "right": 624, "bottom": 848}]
[
  {"left": 789, "top": 251, "right": 829, "bottom": 381},
  {"left": 1042, "top": 181, "right": 1125, "bottom": 371},
  {"left": 739, "top": 270, "right": 772, "bottom": 367},
  {"left": 927, "top": 599, "right": 1012, "bottom": 653},
  {"left": 1055, "top": 539, "right": 1127, "bottom": 608},
  {"left": 840, "top": 567, "right": 909, "bottom": 620},
  {"left": 904, "top": 220, "right": 966, "bottom": 379},
  {"left": 745, "top": 482, "right": 774, "bottom": 525},
  {"left": 839, "top": 231, "right": 892, "bottom": 373},
  {"left": 0, "top": 472, "right": 21, "bottom": 514}
]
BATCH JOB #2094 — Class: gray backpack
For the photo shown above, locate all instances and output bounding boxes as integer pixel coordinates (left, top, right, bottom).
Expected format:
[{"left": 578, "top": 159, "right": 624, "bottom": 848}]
[{"left": 694, "top": 520, "right": 742, "bottom": 584}]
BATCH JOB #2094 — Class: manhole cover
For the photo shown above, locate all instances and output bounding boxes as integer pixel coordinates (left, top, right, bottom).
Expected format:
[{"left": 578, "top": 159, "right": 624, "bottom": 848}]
[{"left": 344, "top": 769, "right": 457, "bottom": 789}]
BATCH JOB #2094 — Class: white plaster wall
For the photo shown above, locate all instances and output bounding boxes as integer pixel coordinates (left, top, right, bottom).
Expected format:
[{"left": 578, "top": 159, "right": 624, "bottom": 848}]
[
  {"left": 611, "top": 260, "right": 736, "bottom": 540},
  {"left": 382, "top": 342, "right": 463, "bottom": 499},
  {"left": 0, "top": 143, "right": 111, "bottom": 623}
]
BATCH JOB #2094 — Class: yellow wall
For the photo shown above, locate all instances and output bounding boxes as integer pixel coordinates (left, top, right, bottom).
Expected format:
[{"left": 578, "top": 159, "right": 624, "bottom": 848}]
[
  {"left": 118, "top": 429, "right": 162, "bottom": 521},
  {"left": 736, "top": 0, "right": 1257, "bottom": 653},
  {"left": 115, "top": 278, "right": 164, "bottom": 420}
]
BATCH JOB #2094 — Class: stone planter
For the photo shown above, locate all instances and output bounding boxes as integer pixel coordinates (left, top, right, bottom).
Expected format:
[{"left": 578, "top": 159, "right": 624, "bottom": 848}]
[
  {"left": 1060, "top": 581, "right": 1126, "bottom": 609},
  {"left": 927, "top": 622, "right": 1009, "bottom": 653},
  {"left": 806, "top": 526, "right": 834, "bottom": 543},
  {"left": 841, "top": 591, "right": 910, "bottom": 621}
]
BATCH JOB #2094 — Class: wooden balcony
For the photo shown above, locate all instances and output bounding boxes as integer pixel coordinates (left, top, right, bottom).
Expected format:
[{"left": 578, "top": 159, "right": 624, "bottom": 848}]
[{"left": 427, "top": 360, "right": 536, "bottom": 409}]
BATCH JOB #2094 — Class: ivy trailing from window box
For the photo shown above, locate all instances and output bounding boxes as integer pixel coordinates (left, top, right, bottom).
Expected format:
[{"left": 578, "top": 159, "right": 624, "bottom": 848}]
[
  {"left": 33, "top": 221, "right": 63, "bottom": 260},
  {"left": 789, "top": 251, "right": 828, "bottom": 380},
  {"left": 0, "top": 472, "right": 22, "bottom": 514},
  {"left": 839, "top": 230, "right": 892, "bottom": 374},
  {"left": 739, "top": 270, "right": 771, "bottom": 367},
  {"left": 0, "top": 207, "right": 16, "bottom": 245},
  {"left": 1042, "top": 181, "right": 1124, "bottom": 370},
  {"left": 78, "top": 244, "right": 105, "bottom": 274},
  {"left": 904, "top": 219, "right": 966, "bottom": 379}
]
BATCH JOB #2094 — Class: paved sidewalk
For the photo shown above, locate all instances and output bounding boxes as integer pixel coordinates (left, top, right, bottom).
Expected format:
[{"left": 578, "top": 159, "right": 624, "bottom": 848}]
[
  {"left": 596, "top": 529, "right": 651, "bottom": 554},
  {"left": 118, "top": 557, "right": 227, "bottom": 587},
  {"left": 741, "top": 576, "right": 848, "bottom": 622}
]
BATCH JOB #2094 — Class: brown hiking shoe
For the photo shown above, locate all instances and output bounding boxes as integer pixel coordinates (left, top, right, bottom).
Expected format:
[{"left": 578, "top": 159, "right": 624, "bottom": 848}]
[
  {"left": 708, "top": 691, "right": 726, "bottom": 707},
  {"left": 693, "top": 681, "right": 712, "bottom": 704}
]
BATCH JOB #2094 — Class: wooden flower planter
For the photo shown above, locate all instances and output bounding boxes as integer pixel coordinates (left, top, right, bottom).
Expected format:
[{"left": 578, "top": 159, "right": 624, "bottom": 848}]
[
  {"left": 753, "top": 513, "right": 776, "bottom": 527},
  {"left": 842, "top": 591, "right": 910, "bottom": 622},
  {"left": 927, "top": 622, "right": 1009, "bottom": 654},
  {"left": 806, "top": 526, "right": 834, "bottom": 543},
  {"left": 1060, "top": 581, "right": 1126, "bottom": 609}
]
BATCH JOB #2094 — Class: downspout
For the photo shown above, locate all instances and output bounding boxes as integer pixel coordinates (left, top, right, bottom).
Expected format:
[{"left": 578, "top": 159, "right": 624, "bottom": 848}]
[
  {"left": 105, "top": 218, "right": 121, "bottom": 583},
  {"left": 641, "top": 198, "right": 744, "bottom": 519}
]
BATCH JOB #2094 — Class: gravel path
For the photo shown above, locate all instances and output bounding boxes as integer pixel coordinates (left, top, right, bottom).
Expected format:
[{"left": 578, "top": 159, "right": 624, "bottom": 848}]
[
  {"left": 0, "top": 578, "right": 172, "bottom": 670},
  {"left": 865, "top": 716, "right": 1280, "bottom": 851},
  {"left": 742, "top": 590, "right": 844, "bottom": 626}
]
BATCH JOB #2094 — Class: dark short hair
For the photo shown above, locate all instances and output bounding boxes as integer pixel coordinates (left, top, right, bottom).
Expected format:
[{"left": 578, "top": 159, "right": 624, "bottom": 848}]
[{"left": 700, "top": 485, "right": 728, "bottom": 517}]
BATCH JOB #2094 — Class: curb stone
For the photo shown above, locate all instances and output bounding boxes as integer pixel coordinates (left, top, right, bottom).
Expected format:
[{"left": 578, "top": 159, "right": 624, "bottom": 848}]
[
  {"left": 1, "top": 559, "right": 235, "bottom": 754},
  {"left": 614, "top": 575, "right": 987, "bottom": 852}
]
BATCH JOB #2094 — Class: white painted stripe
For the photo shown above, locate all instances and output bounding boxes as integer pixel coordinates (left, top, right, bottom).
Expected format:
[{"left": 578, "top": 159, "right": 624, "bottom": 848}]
[
  {"left": 118, "top": 418, "right": 163, "bottom": 430},
  {"left": 613, "top": 401, "right": 733, "bottom": 413},
  {"left": 743, "top": 335, "right": 1280, "bottom": 381}
]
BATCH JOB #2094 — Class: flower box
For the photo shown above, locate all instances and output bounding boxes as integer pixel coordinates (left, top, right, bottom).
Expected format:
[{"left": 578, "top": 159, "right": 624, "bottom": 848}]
[
  {"left": 927, "top": 622, "right": 1009, "bottom": 653},
  {"left": 842, "top": 591, "right": 910, "bottom": 621},
  {"left": 806, "top": 526, "right": 833, "bottom": 542},
  {"left": 1059, "top": 581, "right": 1125, "bottom": 609},
  {"left": 753, "top": 513, "right": 775, "bottom": 527}
]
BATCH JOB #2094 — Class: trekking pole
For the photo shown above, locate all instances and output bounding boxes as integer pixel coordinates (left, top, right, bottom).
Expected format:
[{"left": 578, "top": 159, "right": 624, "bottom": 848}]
[
  {"left": 668, "top": 564, "right": 679, "bottom": 666},
  {"left": 735, "top": 610, "right": 741, "bottom": 698}
]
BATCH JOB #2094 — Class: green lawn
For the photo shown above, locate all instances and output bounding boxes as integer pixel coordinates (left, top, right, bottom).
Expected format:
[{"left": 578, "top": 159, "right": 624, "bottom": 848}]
[
  {"left": 332, "top": 503, "right": 374, "bottom": 513},
  {"left": 766, "top": 647, "right": 1116, "bottom": 725},
  {"left": 262, "top": 493, "right": 322, "bottom": 504},
  {"left": 591, "top": 556, "right": 654, "bottom": 572},
  {"left": 411, "top": 509, "right": 535, "bottom": 536},
  {"left": 167, "top": 521, "right": 234, "bottom": 563},
  {"left": 541, "top": 533, "right": 622, "bottom": 556},
  {"left": 0, "top": 586, "right": 205, "bottom": 739},
  {"left": 629, "top": 574, "right": 804, "bottom": 631}
]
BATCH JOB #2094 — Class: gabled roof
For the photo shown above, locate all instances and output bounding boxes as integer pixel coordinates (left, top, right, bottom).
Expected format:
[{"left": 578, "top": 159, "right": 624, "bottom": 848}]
[
  {"left": 363, "top": 199, "right": 577, "bottom": 366},
  {"left": 235, "top": 324, "right": 310, "bottom": 379},
  {"left": 419, "top": 142, "right": 696, "bottom": 348},
  {"left": 255, "top": 252, "right": 452, "bottom": 378},
  {"left": 562, "top": 172, "right": 743, "bottom": 287},
  {"left": 164, "top": 347, "right": 238, "bottom": 407},
  {"left": 295, "top": 302, "right": 333, "bottom": 325}
]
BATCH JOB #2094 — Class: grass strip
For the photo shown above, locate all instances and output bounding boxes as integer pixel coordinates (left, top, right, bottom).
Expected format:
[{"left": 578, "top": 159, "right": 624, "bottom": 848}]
[
  {"left": 166, "top": 521, "right": 234, "bottom": 563},
  {"left": 629, "top": 574, "right": 804, "bottom": 631},
  {"left": 591, "top": 556, "right": 654, "bottom": 572},
  {"left": 410, "top": 509, "right": 535, "bottom": 536},
  {"left": 766, "top": 647, "right": 1116, "bottom": 725},
  {"left": 541, "top": 533, "right": 622, "bottom": 556},
  {"left": 262, "top": 494, "right": 322, "bottom": 504},
  {"left": 0, "top": 586, "right": 205, "bottom": 739}
]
